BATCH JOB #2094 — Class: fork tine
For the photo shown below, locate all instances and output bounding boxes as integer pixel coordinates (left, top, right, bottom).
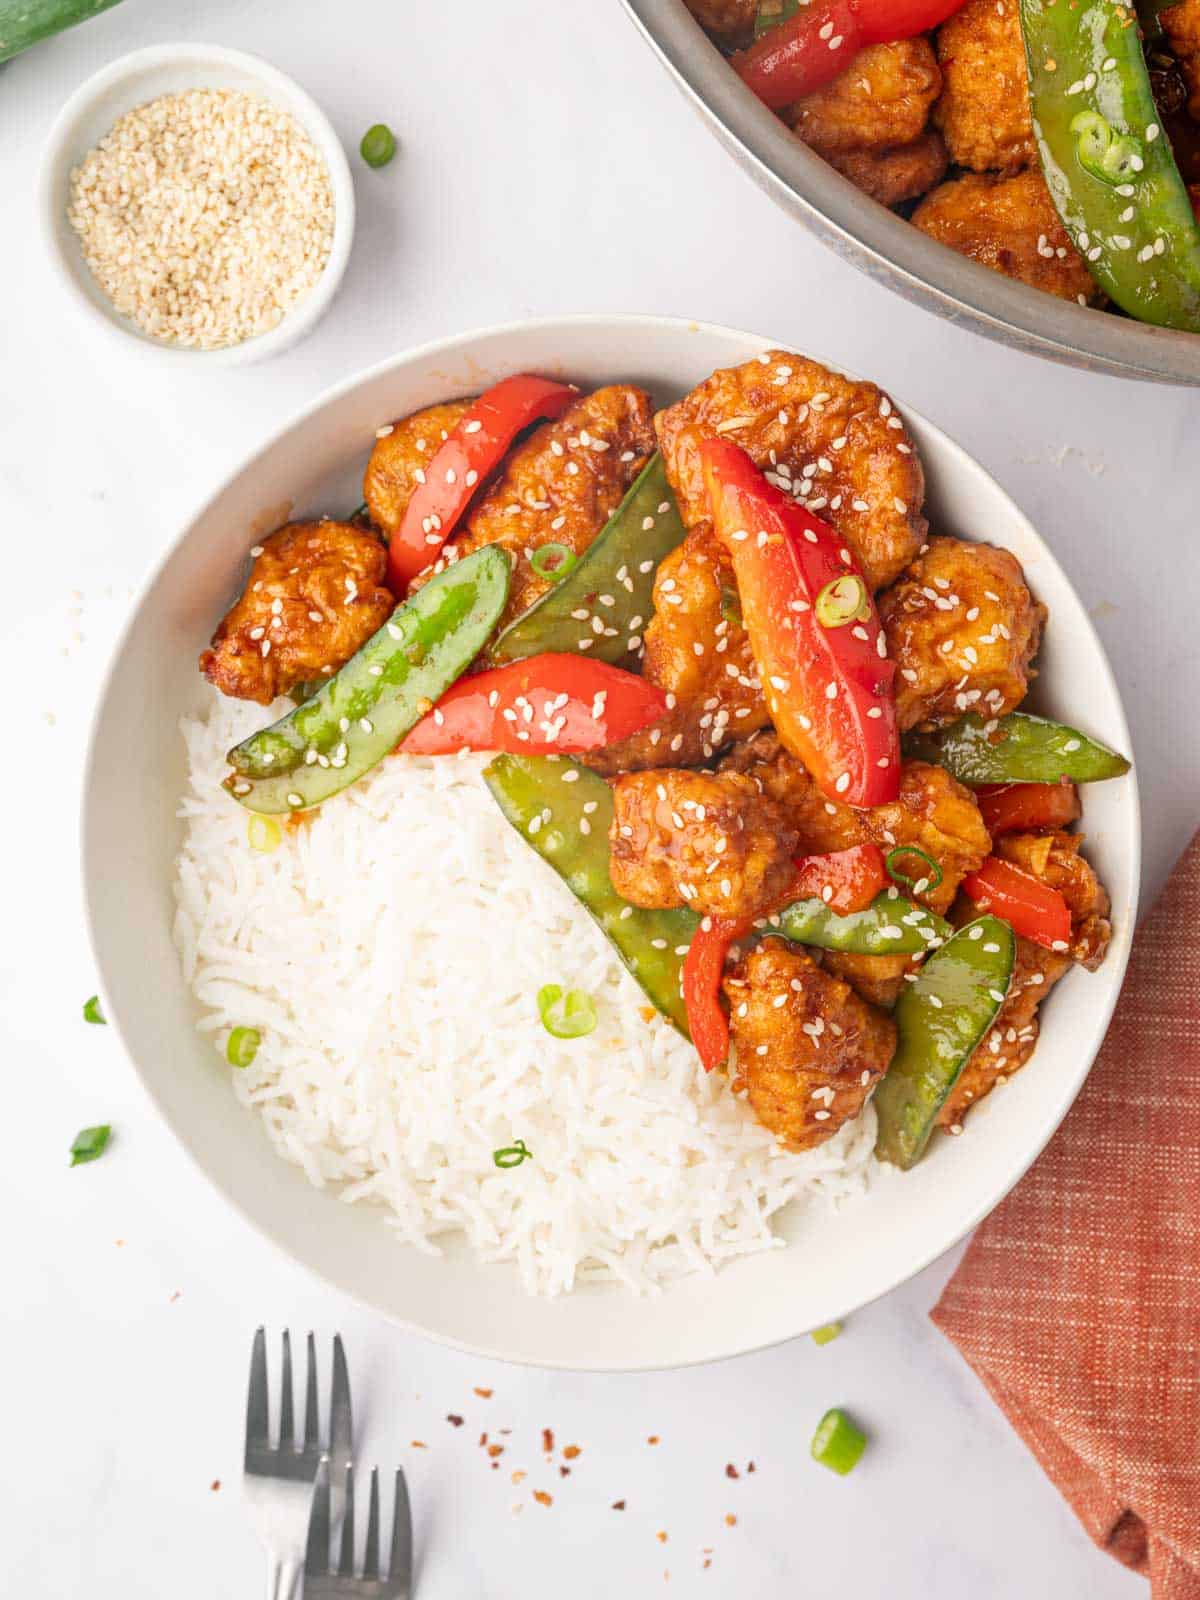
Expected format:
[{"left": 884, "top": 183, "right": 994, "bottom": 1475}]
[
  {"left": 330, "top": 1334, "right": 353, "bottom": 1472},
  {"left": 336, "top": 1464, "right": 357, "bottom": 1576},
  {"left": 387, "top": 1469, "right": 413, "bottom": 1595},
  {"left": 278, "top": 1330, "right": 295, "bottom": 1451},
  {"left": 362, "top": 1468, "right": 381, "bottom": 1579},
  {"left": 245, "top": 1327, "right": 269, "bottom": 1455},
  {"left": 305, "top": 1456, "right": 332, "bottom": 1576},
  {"left": 303, "top": 1332, "right": 320, "bottom": 1453}
]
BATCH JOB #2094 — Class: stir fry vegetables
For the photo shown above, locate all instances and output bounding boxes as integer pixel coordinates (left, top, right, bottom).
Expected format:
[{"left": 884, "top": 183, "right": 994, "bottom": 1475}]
[
  {"left": 776, "top": 891, "right": 951, "bottom": 955},
  {"left": 976, "top": 779, "right": 1080, "bottom": 835},
  {"left": 701, "top": 438, "right": 899, "bottom": 808},
  {"left": 904, "top": 712, "right": 1130, "bottom": 784},
  {"left": 484, "top": 756, "right": 698, "bottom": 1034},
  {"left": 791, "top": 843, "right": 888, "bottom": 915},
  {"left": 488, "top": 454, "right": 686, "bottom": 668},
  {"left": 402, "top": 655, "right": 667, "bottom": 755},
  {"left": 386, "top": 376, "right": 576, "bottom": 590},
  {"left": 225, "top": 546, "right": 511, "bottom": 814},
  {"left": 682, "top": 915, "right": 750, "bottom": 1071},
  {"left": 961, "top": 856, "right": 1072, "bottom": 951},
  {"left": 1019, "top": 0, "right": 1200, "bottom": 332},
  {"left": 734, "top": 0, "right": 968, "bottom": 108},
  {"left": 874, "top": 916, "right": 1015, "bottom": 1168}
]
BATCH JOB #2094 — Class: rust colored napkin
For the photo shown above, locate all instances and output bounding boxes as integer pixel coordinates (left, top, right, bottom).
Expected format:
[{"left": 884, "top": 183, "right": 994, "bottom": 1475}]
[{"left": 932, "top": 830, "right": 1200, "bottom": 1599}]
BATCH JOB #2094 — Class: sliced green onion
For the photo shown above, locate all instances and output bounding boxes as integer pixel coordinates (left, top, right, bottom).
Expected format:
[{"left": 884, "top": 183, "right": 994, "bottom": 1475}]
[
  {"left": 493, "top": 1138, "right": 533, "bottom": 1169},
  {"left": 360, "top": 123, "right": 397, "bottom": 169},
  {"left": 810, "top": 1407, "right": 866, "bottom": 1475},
  {"left": 247, "top": 815, "right": 283, "bottom": 854},
  {"left": 719, "top": 584, "right": 743, "bottom": 630},
  {"left": 810, "top": 1322, "right": 842, "bottom": 1346},
  {"left": 815, "top": 575, "right": 869, "bottom": 629},
  {"left": 537, "top": 984, "right": 598, "bottom": 1039},
  {"left": 83, "top": 995, "right": 106, "bottom": 1025},
  {"left": 70, "top": 1124, "right": 111, "bottom": 1166},
  {"left": 529, "top": 543, "right": 577, "bottom": 583},
  {"left": 885, "top": 846, "right": 943, "bottom": 894},
  {"left": 226, "top": 1027, "right": 262, "bottom": 1069}
]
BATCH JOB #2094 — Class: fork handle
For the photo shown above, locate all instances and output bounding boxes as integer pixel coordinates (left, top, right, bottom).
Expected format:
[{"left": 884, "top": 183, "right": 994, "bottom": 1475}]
[{"left": 266, "top": 1556, "right": 301, "bottom": 1600}]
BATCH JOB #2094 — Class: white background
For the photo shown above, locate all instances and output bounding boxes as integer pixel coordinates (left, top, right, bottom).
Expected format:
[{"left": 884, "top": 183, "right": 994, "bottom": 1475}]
[{"left": 2, "top": 1, "right": 1195, "bottom": 1595}]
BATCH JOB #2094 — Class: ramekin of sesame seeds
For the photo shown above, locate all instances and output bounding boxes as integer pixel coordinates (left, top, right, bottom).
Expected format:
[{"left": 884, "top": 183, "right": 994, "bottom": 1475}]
[{"left": 39, "top": 44, "right": 355, "bottom": 363}]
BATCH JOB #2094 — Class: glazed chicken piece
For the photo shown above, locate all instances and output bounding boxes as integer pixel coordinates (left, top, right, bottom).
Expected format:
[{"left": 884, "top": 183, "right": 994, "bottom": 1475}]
[
  {"left": 824, "top": 133, "right": 949, "bottom": 209},
  {"left": 362, "top": 400, "right": 474, "bottom": 537},
  {"left": 199, "top": 521, "right": 394, "bottom": 706},
  {"left": 609, "top": 769, "right": 799, "bottom": 919},
  {"left": 933, "top": 0, "right": 1036, "bottom": 175},
  {"left": 879, "top": 536, "right": 1046, "bottom": 732},
  {"left": 1162, "top": 0, "right": 1200, "bottom": 119},
  {"left": 583, "top": 525, "right": 770, "bottom": 774},
  {"left": 939, "top": 829, "right": 1111, "bottom": 1128},
  {"left": 725, "top": 940, "right": 897, "bottom": 1151},
  {"left": 786, "top": 41, "right": 947, "bottom": 208},
  {"left": 428, "top": 385, "right": 655, "bottom": 631},
  {"left": 655, "top": 352, "right": 927, "bottom": 592},
  {"left": 912, "top": 172, "right": 1102, "bottom": 304},
  {"left": 682, "top": 0, "right": 757, "bottom": 43}
]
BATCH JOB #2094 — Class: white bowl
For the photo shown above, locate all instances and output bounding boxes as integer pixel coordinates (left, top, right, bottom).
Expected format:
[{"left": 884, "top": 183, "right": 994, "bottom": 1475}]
[
  {"left": 82, "top": 315, "right": 1139, "bottom": 1369},
  {"left": 38, "top": 43, "right": 355, "bottom": 366}
]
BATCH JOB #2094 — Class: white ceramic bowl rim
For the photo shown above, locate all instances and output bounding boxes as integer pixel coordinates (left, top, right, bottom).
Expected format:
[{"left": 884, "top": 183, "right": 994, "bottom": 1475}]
[
  {"left": 37, "top": 42, "right": 355, "bottom": 367},
  {"left": 81, "top": 314, "right": 1140, "bottom": 1369}
]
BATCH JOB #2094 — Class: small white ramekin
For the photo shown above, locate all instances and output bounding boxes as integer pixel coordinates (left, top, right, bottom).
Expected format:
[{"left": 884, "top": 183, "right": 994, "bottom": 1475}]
[{"left": 38, "top": 43, "right": 356, "bottom": 366}]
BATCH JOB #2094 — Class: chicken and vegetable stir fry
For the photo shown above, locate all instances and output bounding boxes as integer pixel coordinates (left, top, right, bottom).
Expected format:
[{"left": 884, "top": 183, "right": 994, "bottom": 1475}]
[
  {"left": 201, "top": 352, "right": 1130, "bottom": 1170},
  {"left": 687, "top": 0, "right": 1200, "bottom": 330}
]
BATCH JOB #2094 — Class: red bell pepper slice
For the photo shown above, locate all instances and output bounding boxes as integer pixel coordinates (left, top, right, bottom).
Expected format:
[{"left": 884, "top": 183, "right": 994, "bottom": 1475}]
[
  {"left": 401, "top": 653, "right": 667, "bottom": 756},
  {"left": 960, "top": 857, "right": 1073, "bottom": 952},
  {"left": 683, "top": 914, "right": 752, "bottom": 1073},
  {"left": 975, "top": 780, "right": 1081, "bottom": 836},
  {"left": 386, "top": 375, "right": 577, "bottom": 592},
  {"left": 733, "top": 0, "right": 967, "bottom": 109},
  {"left": 699, "top": 437, "right": 899, "bottom": 809},
  {"left": 790, "top": 843, "right": 887, "bottom": 916}
]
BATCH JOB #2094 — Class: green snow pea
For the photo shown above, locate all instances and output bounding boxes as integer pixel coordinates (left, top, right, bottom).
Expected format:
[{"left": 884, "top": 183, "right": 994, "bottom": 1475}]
[
  {"left": 1019, "top": 0, "right": 1200, "bottom": 329},
  {"left": 873, "top": 916, "right": 1015, "bottom": 1170},
  {"left": 225, "top": 545, "right": 511, "bottom": 814},
  {"left": 774, "top": 891, "right": 952, "bottom": 956},
  {"left": 904, "top": 712, "right": 1130, "bottom": 785},
  {"left": 484, "top": 755, "right": 698, "bottom": 1035},
  {"left": 755, "top": 0, "right": 801, "bottom": 35},
  {"left": 488, "top": 454, "right": 686, "bottom": 669}
]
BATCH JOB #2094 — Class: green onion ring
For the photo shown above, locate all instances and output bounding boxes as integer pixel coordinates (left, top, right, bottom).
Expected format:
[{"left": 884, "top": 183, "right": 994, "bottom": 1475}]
[
  {"left": 360, "top": 124, "right": 397, "bottom": 169},
  {"left": 529, "top": 543, "right": 578, "bottom": 583},
  {"left": 810, "top": 1407, "right": 867, "bottom": 1475},
  {"left": 493, "top": 1138, "right": 534, "bottom": 1169},
  {"left": 70, "top": 1124, "right": 112, "bottom": 1166},
  {"left": 247, "top": 815, "right": 283, "bottom": 854},
  {"left": 885, "top": 846, "right": 943, "bottom": 894},
  {"left": 226, "top": 1027, "right": 262, "bottom": 1069},
  {"left": 537, "top": 983, "right": 598, "bottom": 1039},
  {"left": 83, "top": 995, "right": 106, "bottom": 1025},
  {"left": 815, "top": 574, "right": 869, "bottom": 629}
]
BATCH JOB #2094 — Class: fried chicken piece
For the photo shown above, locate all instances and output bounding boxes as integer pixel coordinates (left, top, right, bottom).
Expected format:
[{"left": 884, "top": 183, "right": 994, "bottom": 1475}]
[
  {"left": 820, "top": 950, "right": 915, "bottom": 1009},
  {"left": 655, "top": 352, "right": 927, "bottom": 592},
  {"left": 933, "top": 0, "right": 1036, "bottom": 174},
  {"left": 582, "top": 525, "right": 770, "bottom": 774},
  {"left": 362, "top": 400, "right": 474, "bottom": 536},
  {"left": 1163, "top": 0, "right": 1200, "bottom": 119},
  {"left": 879, "top": 536, "right": 1046, "bottom": 732},
  {"left": 825, "top": 132, "right": 949, "bottom": 208},
  {"left": 725, "top": 940, "right": 896, "bottom": 1151},
  {"left": 722, "top": 735, "right": 990, "bottom": 915},
  {"left": 426, "top": 386, "right": 654, "bottom": 632},
  {"left": 609, "top": 769, "right": 799, "bottom": 919},
  {"left": 199, "top": 521, "right": 393, "bottom": 705},
  {"left": 912, "top": 171, "right": 1102, "bottom": 304},
  {"left": 787, "top": 40, "right": 942, "bottom": 157},
  {"left": 682, "top": 0, "right": 757, "bottom": 43},
  {"left": 994, "top": 829, "right": 1111, "bottom": 969}
]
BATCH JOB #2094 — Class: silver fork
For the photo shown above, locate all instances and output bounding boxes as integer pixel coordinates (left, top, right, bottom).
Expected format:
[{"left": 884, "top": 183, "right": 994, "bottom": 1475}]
[
  {"left": 244, "top": 1329, "right": 353, "bottom": 1600},
  {"left": 304, "top": 1456, "right": 413, "bottom": 1599}
]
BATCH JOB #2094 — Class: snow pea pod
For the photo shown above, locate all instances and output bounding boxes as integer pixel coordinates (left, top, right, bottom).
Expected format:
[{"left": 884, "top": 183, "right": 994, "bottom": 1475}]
[
  {"left": 225, "top": 545, "right": 511, "bottom": 813},
  {"left": 904, "top": 712, "right": 1130, "bottom": 784},
  {"left": 484, "top": 754, "right": 698, "bottom": 1034},
  {"left": 774, "top": 891, "right": 951, "bottom": 955},
  {"left": 488, "top": 454, "right": 685, "bottom": 669},
  {"left": 1019, "top": 0, "right": 1200, "bottom": 330},
  {"left": 873, "top": 916, "right": 1015, "bottom": 1169}
]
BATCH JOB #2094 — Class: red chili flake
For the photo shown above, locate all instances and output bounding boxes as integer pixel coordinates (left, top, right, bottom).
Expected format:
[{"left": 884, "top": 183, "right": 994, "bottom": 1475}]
[
  {"left": 411, "top": 1441, "right": 428, "bottom": 1449},
  {"left": 488, "top": 1444, "right": 504, "bottom": 1458},
  {"left": 169, "top": 1291, "right": 182, "bottom": 1303},
  {"left": 656, "top": 1531, "right": 668, "bottom": 1544},
  {"left": 479, "top": 1433, "right": 488, "bottom": 1447},
  {"left": 747, "top": 1461, "right": 756, "bottom": 1474},
  {"left": 612, "top": 1500, "right": 626, "bottom": 1511},
  {"left": 703, "top": 1558, "right": 713, "bottom": 1571},
  {"left": 474, "top": 1387, "right": 493, "bottom": 1398},
  {"left": 724, "top": 1514, "right": 737, "bottom": 1528},
  {"left": 542, "top": 1428, "right": 555, "bottom": 1454},
  {"left": 563, "top": 1444, "right": 581, "bottom": 1460},
  {"left": 512, "top": 1470, "right": 526, "bottom": 1485},
  {"left": 533, "top": 1490, "right": 553, "bottom": 1508},
  {"left": 446, "top": 1414, "right": 463, "bottom": 1428},
  {"left": 724, "top": 1464, "right": 739, "bottom": 1480},
  {"left": 647, "top": 1435, "right": 660, "bottom": 1446},
  {"left": 559, "top": 1466, "right": 571, "bottom": 1478},
  {"left": 210, "top": 1480, "right": 221, "bottom": 1492}
]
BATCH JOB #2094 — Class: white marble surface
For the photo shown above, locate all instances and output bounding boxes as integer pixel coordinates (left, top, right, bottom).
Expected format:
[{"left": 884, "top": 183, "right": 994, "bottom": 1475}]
[{"left": 1, "top": 1, "right": 1193, "bottom": 1595}]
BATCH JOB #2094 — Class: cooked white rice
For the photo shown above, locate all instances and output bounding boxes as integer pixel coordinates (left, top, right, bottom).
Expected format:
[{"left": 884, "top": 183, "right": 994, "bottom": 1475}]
[{"left": 173, "top": 690, "right": 877, "bottom": 1296}]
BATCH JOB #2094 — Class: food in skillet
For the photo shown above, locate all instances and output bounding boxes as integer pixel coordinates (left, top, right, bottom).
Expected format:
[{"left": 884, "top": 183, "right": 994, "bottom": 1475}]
[
  {"left": 686, "top": 0, "right": 1200, "bottom": 330},
  {"left": 177, "top": 352, "right": 1129, "bottom": 1295}
]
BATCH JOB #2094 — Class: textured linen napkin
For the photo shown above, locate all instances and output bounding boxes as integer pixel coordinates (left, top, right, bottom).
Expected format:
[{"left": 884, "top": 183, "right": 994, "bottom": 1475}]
[{"left": 932, "top": 829, "right": 1200, "bottom": 1599}]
